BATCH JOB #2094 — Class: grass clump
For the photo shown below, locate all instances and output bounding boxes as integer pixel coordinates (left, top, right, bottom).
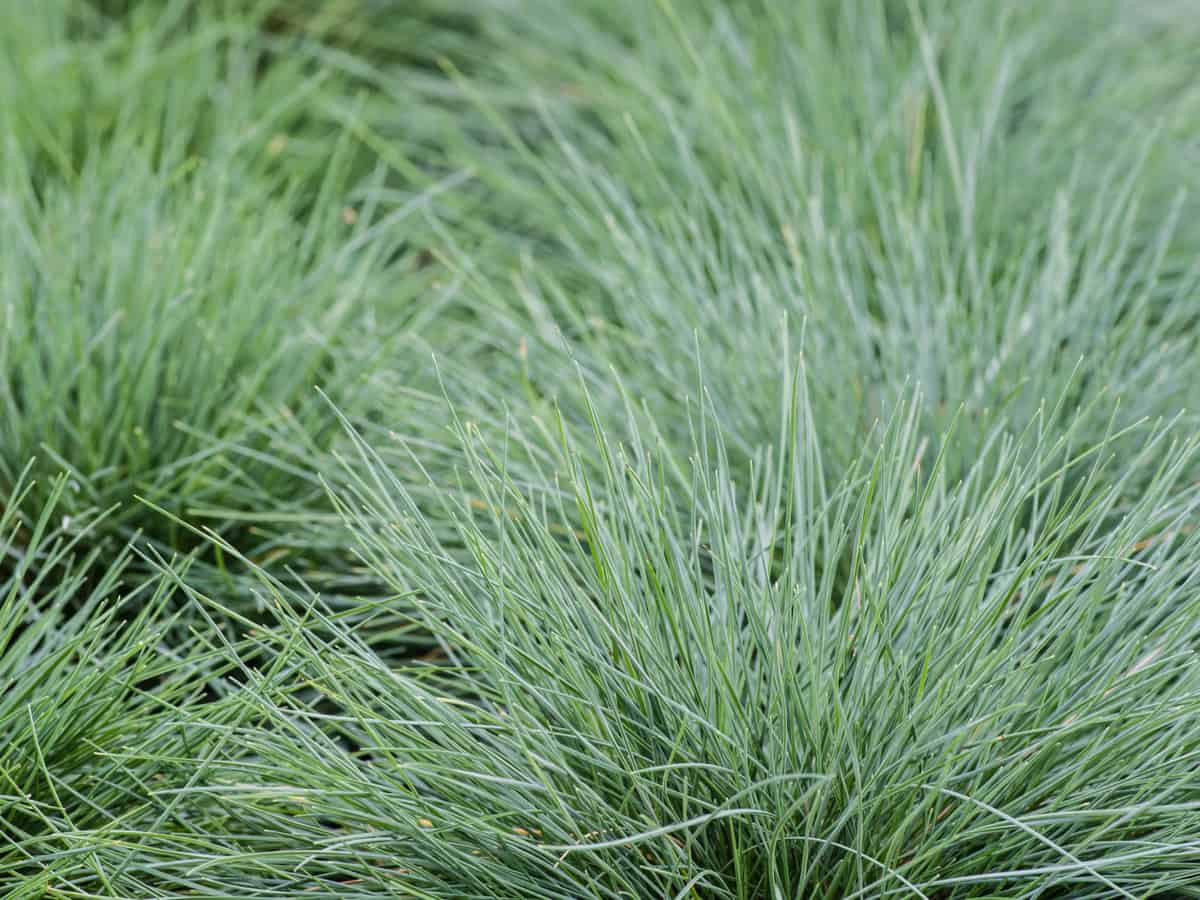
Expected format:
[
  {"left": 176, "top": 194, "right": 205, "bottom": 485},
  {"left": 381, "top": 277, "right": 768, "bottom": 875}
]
[
  {"left": 348, "top": 0, "right": 1200, "bottom": 488},
  {"left": 10, "top": 388, "right": 1200, "bottom": 897},
  {"left": 0, "top": 472, "right": 215, "bottom": 893},
  {"left": 0, "top": 0, "right": 460, "bottom": 592},
  {"left": 129, "top": 387, "right": 1200, "bottom": 898},
  {"left": 0, "top": 108, "right": 436, "bottom": 579}
]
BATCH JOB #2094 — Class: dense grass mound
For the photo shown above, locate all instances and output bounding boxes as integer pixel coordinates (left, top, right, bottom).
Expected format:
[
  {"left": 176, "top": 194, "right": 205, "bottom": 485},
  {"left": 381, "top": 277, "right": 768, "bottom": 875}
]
[
  {"left": 415, "top": 0, "right": 1200, "bottom": 478},
  {"left": 132, "top": 394, "right": 1200, "bottom": 898},
  {"left": 2, "top": 0, "right": 1199, "bottom": 897},
  {"left": 0, "top": 475, "right": 215, "bottom": 890},
  {"left": 0, "top": 0, "right": 453, "bottom": 592}
]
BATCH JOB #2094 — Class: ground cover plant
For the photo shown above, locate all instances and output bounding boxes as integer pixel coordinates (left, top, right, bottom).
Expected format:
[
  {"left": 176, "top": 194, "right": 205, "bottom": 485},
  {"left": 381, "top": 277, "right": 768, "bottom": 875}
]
[
  {"left": 0, "top": 473, "right": 217, "bottom": 891},
  {"left": 2, "top": 0, "right": 1199, "bottom": 897},
  {"left": 0, "top": 0, "right": 465, "bottom": 613},
  {"left": 124, "top": 388, "right": 1200, "bottom": 898}
]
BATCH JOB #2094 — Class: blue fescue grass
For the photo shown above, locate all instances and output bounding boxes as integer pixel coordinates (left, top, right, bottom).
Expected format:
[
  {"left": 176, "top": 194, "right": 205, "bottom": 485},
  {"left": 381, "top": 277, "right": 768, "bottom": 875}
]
[
  {"left": 3, "top": 0, "right": 1200, "bottom": 896},
  {"left": 0, "top": 471, "right": 224, "bottom": 890},
  {"left": 119, "top": 385, "right": 1200, "bottom": 897},
  {"left": 0, "top": 0, "right": 452, "bottom": 585},
  {"left": 384, "top": 0, "right": 1200, "bottom": 487}
]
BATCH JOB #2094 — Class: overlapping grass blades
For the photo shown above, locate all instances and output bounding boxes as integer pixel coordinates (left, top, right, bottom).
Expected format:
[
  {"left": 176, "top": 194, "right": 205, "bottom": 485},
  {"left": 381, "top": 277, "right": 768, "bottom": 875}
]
[
  {"left": 111, "top": 381, "right": 1200, "bottom": 897},
  {"left": 2, "top": 0, "right": 1199, "bottom": 896},
  {"left": 0, "top": 471, "right": 222, "bottom": 891},
  {"left": 0, "top": 1, "right": 449, "bottom": 584}
]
